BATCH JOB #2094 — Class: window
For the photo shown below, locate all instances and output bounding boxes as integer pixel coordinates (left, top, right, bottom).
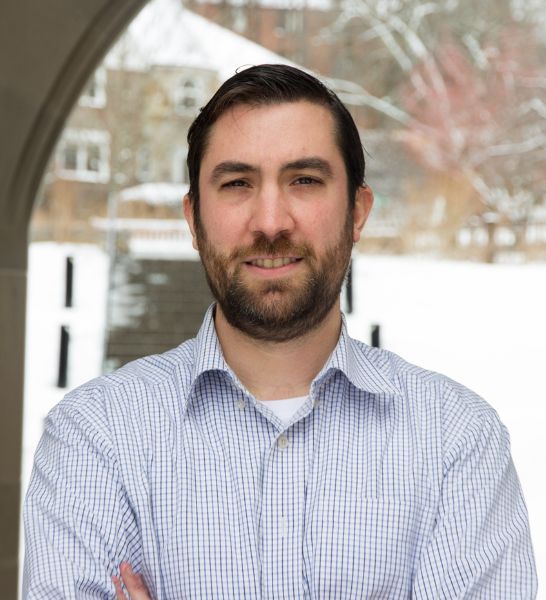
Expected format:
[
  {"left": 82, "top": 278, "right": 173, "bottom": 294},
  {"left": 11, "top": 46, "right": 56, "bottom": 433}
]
[
  {"left": 277, "top": 9, "right": 304, "bottom": 35},
  {"left": 79, "top": 68, "right": 107, "bottom": 108},
  {"left": 285, "top": 11, "right": 304, "bottom": 34},
  {"left": 232, "top": 6, "right": 248, "bottom": 33},
  {"left": 63, "top": 143, "right": 78, "bottom": 171},
  {"left": 174, "top": 77, "right": 204, "bottom": 114},
  {"left": 57, "top": 129, "right": 110, "bottom": 183},
  {"left": 86, "top": 144, "right": 101, "bottom": 172}
]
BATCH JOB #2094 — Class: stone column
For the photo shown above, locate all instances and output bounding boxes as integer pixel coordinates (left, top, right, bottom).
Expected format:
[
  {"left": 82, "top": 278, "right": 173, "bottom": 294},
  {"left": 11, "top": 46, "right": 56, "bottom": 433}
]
[
  {"left": 0, "top": 2, "right": 150, "bottom": 596},
  {"left": 0, "top": 226, "right": 27, "bottom": 598}
]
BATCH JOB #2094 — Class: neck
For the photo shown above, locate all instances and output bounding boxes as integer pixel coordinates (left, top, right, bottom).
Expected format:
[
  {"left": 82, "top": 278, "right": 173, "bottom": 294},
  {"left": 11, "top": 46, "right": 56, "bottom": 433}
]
[{"left": 214, "top": 302, "right": 342, "bottom": 401}]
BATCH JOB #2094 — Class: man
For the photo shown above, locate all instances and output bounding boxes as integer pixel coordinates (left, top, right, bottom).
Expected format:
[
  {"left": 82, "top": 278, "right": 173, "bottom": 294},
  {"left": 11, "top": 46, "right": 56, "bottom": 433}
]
[{"left": 24, "top": 64, "right": 537, "bottom": 599}]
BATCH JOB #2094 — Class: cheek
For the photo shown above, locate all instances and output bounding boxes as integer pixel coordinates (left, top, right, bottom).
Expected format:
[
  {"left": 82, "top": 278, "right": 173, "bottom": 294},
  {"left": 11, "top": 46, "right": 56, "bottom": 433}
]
[
  {"left": 201, "top": 210, "right": 247, "bottom": 247},
  {"left": 304, "top": 213, "right": 346, "bottom": 243}
]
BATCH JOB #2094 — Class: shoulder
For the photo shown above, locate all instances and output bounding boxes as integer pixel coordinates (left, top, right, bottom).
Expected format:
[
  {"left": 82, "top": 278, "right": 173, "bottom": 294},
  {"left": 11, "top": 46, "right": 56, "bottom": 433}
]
[
  {"left": 349, "top": 337, "right": 505, "bottom": 445},
  {"left": 51, "top": 336, "right": 198, "bottom": 428}
]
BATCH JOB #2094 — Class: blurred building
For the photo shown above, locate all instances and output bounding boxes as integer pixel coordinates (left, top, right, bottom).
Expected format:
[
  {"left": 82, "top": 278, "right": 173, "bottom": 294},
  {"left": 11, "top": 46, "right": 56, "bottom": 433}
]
[
  {"left": 32, "top": 0, "right": 294, "bottom": 245},
  {"left": 31, "top": 0, "right": 415, "bottom": 256},
  {"left": 187, "top": 0, "right": 336, "bottom": 75},
  {"left": 34, "top": 0, "right": 544, "bottom": 262}
]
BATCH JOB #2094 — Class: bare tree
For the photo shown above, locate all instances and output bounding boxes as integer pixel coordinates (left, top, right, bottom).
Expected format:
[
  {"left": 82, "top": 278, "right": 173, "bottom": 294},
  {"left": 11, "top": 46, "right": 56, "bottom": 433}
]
[{"left": 326, "top": 0, "right": 546, "bottom": 259}]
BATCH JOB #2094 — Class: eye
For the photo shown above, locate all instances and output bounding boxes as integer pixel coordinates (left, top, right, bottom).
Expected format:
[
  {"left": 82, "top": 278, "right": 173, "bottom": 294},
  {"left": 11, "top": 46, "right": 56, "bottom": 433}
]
[
  {"left": 293, "top": 176, "right": 322, "bottom": 185},
  {"left": 221, "top": 179, "right": 250, "bottom": 188}
]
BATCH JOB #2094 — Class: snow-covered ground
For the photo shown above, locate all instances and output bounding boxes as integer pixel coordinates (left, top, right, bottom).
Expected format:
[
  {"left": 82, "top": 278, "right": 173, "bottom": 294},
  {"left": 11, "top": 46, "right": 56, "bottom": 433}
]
[
  {"left": 21, "top": 243, "right": 546, "bottom": 594},
  {"left": 22, "top": 243, "right": 109, "bottom": 488}
]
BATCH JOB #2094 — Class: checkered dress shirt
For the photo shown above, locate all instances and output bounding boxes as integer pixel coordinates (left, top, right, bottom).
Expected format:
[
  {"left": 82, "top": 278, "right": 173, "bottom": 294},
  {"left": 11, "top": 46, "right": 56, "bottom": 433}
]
[{"left": 24, "top": 305, "right": 537, "bottom": 598}]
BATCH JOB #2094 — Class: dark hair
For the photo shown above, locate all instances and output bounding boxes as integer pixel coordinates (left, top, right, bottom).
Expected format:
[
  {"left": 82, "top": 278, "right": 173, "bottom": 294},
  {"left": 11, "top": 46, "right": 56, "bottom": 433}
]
[{"left": 186, "top": 64, "right": 365, "bottom": 217}]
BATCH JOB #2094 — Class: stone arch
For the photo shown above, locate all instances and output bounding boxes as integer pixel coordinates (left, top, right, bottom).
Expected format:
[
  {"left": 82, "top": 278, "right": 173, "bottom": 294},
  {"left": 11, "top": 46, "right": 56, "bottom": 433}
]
[{"left": 0, "top": 1, "right": 148, "bottom": 594}]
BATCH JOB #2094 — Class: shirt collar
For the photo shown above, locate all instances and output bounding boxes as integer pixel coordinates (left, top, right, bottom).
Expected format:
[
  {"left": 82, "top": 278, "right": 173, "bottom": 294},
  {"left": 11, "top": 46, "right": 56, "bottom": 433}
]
[
  {"left": 191, "top": 304, "right": 232, "bottom": 379},
  {"left": 312, "top": 314, "right": 402, "bottom": 399},
  {"left": 190, "top": 304, "right": 401, "bottom": 401}
]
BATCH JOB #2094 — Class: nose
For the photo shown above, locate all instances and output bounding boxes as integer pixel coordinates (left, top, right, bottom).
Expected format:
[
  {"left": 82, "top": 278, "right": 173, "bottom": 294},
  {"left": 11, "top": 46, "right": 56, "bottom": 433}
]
[{"left": 248, "top": 184, "right": 295, "bottom": 240}]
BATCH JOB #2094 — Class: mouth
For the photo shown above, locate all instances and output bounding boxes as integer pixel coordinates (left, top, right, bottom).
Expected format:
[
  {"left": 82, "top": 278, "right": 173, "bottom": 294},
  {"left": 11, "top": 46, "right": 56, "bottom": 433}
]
[{"left": 245, "top": 256, "right": 302, "bottom": 269}]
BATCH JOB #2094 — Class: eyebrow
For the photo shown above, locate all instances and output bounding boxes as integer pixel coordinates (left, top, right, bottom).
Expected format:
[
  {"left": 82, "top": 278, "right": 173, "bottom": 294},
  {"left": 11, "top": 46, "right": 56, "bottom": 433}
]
[
  {"left": 210, "top": 161, "right": 257, "bottom": 183},
  {"left": 210, "top": 156, "right": 334, "bottom": 183},
  {"left": 282, "top": 157, "right": 333, "bottom": 177}
]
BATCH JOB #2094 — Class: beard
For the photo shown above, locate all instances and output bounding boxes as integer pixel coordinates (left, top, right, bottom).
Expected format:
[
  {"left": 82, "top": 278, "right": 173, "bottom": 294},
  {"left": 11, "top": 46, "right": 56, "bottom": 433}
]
[{"left": 195, "top": 215, "right": 354, "bottom": 342}]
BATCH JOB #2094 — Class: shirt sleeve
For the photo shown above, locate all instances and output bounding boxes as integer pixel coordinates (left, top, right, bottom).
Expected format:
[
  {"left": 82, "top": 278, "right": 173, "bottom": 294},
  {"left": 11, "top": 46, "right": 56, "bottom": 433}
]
[
  {"left": 23, "top": 392, "right": 141, "bottom": 599},
  {"left": 412, "top": 393, "right": 537, "bottom": 599}
]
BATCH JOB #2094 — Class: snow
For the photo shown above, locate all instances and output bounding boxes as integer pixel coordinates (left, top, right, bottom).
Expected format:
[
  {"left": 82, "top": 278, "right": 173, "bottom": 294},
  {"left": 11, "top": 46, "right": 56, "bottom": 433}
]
[
  {"left": 105, "top": 0, "right": 295, "bottom": 81},
  {"left": 20, "top": 244, "right": 546, "bottom": 594},
  {"left": 91, "top": 217, "right": 199, "bottom": 259},
  {"left": 127, "top": 237, "right": 199, "bottom": 259},
  {"left": 93, "top": 217, "right": 191, "bottom": 230},
  {"left": 21, "top": 244, "right": 109, "bottom": 494},
  {"left": 193, "top": 0, "right": 332, "bottom": 10},
  {"left": 118, "top": 182, "right": 189, "bottom": 205}
]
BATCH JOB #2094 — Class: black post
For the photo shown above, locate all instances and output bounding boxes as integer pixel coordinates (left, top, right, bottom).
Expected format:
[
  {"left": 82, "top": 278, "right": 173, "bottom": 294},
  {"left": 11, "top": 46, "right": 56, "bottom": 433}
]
[
  {"left": 57, "top": 325, "right": 70, "bottom": 388},
  {"left": 345, "top": 259, "right": 353, "bottom": 314},
  {"left": 371, "top": 324, "right": 381, "bottom": 348},
  {"left": 65, "top": 256, "right": 74, "bottom": 308}
]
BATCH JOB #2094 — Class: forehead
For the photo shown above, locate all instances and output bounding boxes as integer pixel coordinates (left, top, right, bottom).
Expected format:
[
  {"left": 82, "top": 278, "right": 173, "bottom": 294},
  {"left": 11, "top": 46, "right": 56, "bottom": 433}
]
[{"left": 201, "top": 101, "right": 341, "bottom": 167}]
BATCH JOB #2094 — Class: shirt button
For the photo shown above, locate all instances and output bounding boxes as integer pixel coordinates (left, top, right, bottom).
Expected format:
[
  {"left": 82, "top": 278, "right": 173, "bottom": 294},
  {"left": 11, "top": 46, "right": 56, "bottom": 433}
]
[
  {"left": 237, "top": 400, "right": 245, "bottom": 410},
  {"left": 313, "top": 398, "right": 320, "bottom": 409},
  {"left": 277, "top": 435, "right": 289, "bottom": 449}
]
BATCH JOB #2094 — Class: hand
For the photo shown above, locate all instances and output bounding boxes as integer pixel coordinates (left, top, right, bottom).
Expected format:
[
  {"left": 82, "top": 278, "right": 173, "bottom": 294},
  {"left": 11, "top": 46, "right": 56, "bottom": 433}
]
[{"left": 112, "top": 562, "right": 153, "bottom": 600}]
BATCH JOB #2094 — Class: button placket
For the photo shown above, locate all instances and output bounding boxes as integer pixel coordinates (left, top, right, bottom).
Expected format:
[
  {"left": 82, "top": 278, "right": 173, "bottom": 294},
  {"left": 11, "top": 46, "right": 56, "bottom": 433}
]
[{"left": 260, "top": 425, "right": 303, "bottom": 596}]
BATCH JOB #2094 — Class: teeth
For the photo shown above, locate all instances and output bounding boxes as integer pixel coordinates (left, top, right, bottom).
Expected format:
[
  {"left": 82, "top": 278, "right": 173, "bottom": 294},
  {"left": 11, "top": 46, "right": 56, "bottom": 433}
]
[{"left": 251, "top": 257, "right": 298, "bottom": 268}]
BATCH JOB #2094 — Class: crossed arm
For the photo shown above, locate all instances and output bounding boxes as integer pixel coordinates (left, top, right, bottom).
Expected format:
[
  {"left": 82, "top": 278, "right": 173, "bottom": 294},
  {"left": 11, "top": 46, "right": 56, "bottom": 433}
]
[
  {"left": 24, "top": 387, "right": 537, "bottom": 598},
  {"left": 112, "top": 563, "right": 152, "bottom": 600}
]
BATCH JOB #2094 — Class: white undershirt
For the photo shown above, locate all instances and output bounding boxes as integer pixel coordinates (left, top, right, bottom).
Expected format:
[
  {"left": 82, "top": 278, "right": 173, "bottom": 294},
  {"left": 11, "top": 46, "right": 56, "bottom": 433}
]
[{"left": 258, "top": 395, "right": 308, "bottom": 425}]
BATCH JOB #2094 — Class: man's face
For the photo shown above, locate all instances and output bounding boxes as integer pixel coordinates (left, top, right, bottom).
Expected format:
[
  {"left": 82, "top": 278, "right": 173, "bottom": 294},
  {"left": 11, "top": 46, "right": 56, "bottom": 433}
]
[{"left": 184, "top": 101, "right": 371, "bottom": 342}]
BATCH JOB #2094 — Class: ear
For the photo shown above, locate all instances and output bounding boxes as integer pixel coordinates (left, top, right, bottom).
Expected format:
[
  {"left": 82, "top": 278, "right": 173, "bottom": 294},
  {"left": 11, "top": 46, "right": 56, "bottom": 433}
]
[
  {"left": 183, "top": 194, "right": 199, "bottom": 251},
  {"left": 352, "top": 185, "right": 374, "bottom": 243}
]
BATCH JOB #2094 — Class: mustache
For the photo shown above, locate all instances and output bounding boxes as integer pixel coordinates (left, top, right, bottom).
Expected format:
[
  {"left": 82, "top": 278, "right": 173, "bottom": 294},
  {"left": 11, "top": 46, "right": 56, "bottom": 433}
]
[{"left": 229, "top": 234, "right": 315, "bottom": 261}]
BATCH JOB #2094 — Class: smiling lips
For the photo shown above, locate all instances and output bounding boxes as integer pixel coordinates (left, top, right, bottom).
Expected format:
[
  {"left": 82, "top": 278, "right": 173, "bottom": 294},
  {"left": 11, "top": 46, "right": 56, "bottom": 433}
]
[{"left": 247, "top": 257, "right": 301, "bottom": 269}]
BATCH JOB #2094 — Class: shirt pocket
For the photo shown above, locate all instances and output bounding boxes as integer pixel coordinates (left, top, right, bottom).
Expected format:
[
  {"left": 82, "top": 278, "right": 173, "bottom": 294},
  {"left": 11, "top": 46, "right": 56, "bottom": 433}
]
[{"left": 306, "top": 496, "right": 431, "bottom": 599}]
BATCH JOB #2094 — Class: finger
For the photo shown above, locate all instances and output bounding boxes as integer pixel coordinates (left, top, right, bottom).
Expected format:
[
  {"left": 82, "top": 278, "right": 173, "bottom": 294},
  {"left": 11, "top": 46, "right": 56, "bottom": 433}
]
[
  {"left": 111, "top": 575, "right": 127, "bottom": 599},
  {"left": 119, "top": 562, "right": 152, "bottom": 600}
]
